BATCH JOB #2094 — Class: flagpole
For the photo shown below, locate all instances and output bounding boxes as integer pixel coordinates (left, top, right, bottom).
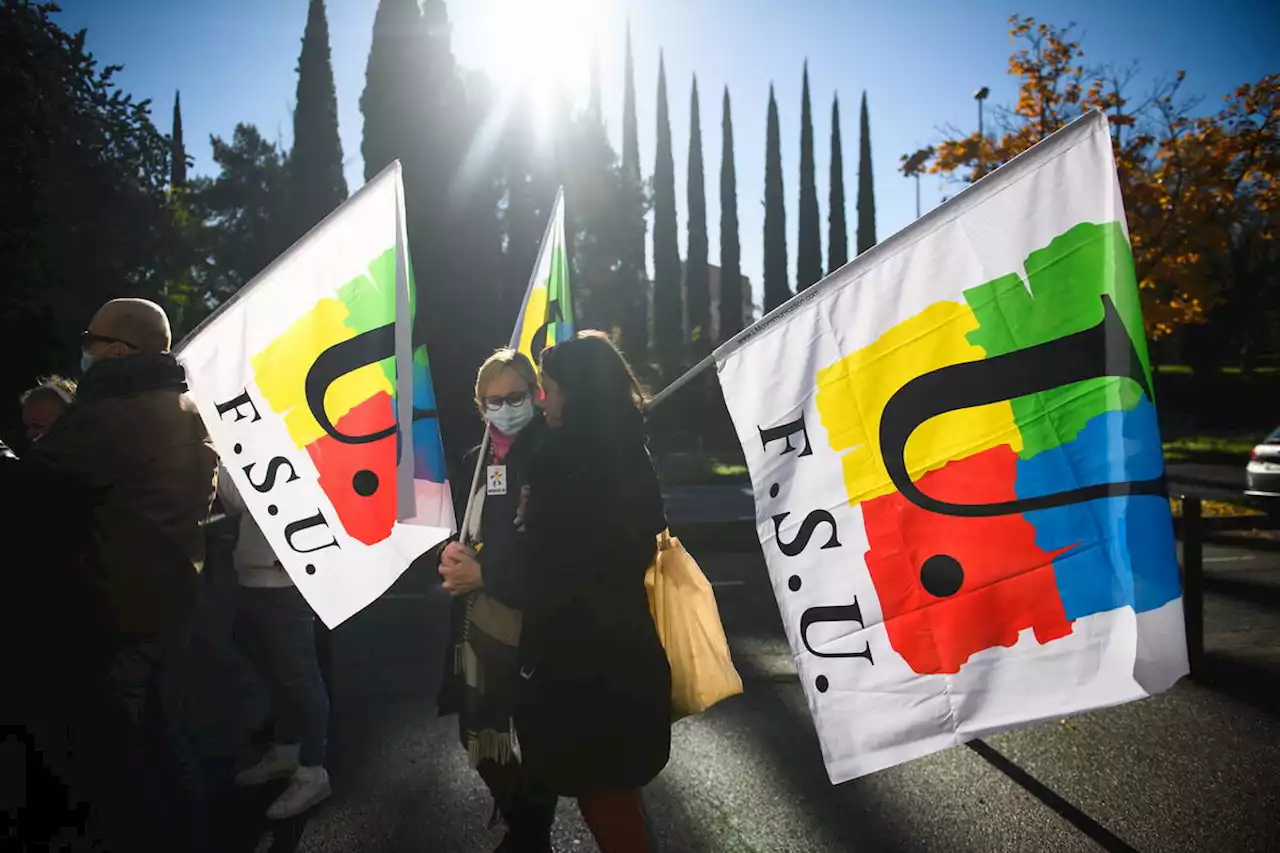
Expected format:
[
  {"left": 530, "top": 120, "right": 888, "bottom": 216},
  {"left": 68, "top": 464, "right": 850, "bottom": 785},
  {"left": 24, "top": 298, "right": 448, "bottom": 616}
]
[
  {"left": 646, "top": 353, "right": 715, "bottom": 411},
  {"left": 458, "top": 186, "right": 564, "bottom": 543}
]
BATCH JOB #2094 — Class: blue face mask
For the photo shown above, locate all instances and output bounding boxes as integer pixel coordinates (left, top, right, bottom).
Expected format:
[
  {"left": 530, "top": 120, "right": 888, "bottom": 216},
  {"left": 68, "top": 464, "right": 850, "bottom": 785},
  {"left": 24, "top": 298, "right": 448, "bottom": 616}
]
[
  {"left": 487, "top": 399, "right": 536, "bottom": 437},
  {"left": 80, "top": 351, "right": 95, "bottom": 375}
]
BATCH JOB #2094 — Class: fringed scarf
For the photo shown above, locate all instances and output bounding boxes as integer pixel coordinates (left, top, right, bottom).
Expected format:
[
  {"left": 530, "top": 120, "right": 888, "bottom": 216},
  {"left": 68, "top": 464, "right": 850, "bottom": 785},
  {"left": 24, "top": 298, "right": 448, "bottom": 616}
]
[{"left": 454, "top": 474, "right": 524, "bottom": 768}]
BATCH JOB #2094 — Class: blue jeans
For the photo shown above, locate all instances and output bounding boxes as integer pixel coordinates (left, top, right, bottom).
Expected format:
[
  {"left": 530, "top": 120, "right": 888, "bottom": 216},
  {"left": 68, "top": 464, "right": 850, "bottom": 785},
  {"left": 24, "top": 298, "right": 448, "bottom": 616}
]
[{"left": 235, "top": 585, "right": 329, "bottom": 766}]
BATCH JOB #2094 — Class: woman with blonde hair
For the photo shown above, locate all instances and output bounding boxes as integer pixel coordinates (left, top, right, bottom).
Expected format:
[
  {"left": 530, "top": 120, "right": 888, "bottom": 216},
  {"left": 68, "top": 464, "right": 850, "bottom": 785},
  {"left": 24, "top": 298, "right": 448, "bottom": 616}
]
[
  {"left": 19, "top": 375, "right": 76, "bottom": 442},
  {"left": 436, "top": 348, "right": 556, "bottom": 853}
]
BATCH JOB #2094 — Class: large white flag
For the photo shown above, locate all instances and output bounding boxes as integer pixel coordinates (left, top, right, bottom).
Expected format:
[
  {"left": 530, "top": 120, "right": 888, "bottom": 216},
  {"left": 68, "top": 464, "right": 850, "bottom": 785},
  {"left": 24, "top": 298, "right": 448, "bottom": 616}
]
[
  {"left": 715, "top": 111, "right": 1187, "bottom": 783},
  {"left": 179, "top": 161, "right": 454, "bottom": 628}
]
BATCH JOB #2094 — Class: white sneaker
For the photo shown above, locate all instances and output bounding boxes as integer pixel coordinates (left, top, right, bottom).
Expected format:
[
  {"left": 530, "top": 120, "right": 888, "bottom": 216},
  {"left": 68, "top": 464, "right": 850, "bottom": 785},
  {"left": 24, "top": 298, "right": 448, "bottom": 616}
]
[
  {"left": 266, "top": 765, "right": 331, "bottom": 820},
  {"left": 235, "top": 743, "right": 301, "bottom": 787}
]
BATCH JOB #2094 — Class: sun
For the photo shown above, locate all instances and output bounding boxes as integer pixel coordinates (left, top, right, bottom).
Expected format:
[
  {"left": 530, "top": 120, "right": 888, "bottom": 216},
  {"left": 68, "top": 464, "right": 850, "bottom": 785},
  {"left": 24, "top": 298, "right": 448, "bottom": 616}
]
[{"left": 482, "top": 0, "right": 605, "bottom": 130}]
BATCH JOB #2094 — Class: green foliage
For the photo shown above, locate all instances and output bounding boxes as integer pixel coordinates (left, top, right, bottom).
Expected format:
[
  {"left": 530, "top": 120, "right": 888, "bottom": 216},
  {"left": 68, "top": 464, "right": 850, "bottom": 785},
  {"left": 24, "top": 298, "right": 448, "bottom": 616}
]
[
  {"left": 617, "top": 24, "right": 649, "bottom": 363},
  {"left": 686, "top": 77, "right": 711, "bottom": 356},
  {"left": 0, "top": 0, "right": 175, "bottom": 411},
  {"left": 719, "top": 87, "right": 744, "bottom": 342},
  {"left": 828, "top": 94, "right": 848, "bottom": 273},
  {"left": 562, "top": 60, "right": 630, "bottom": 338},
  {"left": 797, "top": 64, "right": 822, "bottom": 291},
  {"left": 171, "top": 91, "right": 188, "bottom": 188},
  {"left": 763, "top": 86, "right": 790, "bottom": 312},
  {"left": 361, "top": 0, "right": 507, "bottom": 460},
  {"left": 856, "top": 91, "right": 876, "bottom": 254},
  {"left": 189, "top": 124, "right": 291, "bottom": 305},
  {"left": 652, "top": 54, "right": 682, "bottom": 375},
  {"left": 289, "top": 0, "right": 348, "bottom": 241}
]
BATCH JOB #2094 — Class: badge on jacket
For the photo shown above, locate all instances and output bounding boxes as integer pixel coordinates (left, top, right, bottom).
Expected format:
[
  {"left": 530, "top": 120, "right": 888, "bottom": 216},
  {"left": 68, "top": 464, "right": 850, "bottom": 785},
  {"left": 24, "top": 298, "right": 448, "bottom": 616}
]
[{"left": 487, "top": 465, "right": 508, "bottom": 496}]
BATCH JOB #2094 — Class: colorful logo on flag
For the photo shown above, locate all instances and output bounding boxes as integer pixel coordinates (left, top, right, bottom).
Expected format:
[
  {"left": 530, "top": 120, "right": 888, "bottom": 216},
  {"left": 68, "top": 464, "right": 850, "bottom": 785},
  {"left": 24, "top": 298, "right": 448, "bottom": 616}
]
[
  {"left": 250, "top": 247, "right": 445, "bottom": 546},
  {"left": 816, "top": 221, "right": 1180, "bottom": 674},
  {"left": 514, "top": 189, "right": 574, "bottom": 365}
]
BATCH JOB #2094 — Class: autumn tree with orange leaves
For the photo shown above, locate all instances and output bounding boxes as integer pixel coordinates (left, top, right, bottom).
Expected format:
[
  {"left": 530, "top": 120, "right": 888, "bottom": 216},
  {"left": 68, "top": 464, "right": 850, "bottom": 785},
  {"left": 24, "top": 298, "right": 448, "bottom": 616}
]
[{"left": 907, "top": 15, "right": 1279, "bottom": 363}]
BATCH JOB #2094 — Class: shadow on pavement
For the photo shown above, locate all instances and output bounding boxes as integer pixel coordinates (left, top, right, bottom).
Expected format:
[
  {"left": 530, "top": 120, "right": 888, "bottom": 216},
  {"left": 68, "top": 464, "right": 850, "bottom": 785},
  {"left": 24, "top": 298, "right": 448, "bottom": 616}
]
[
  {"left": 964, "top": 740, "right": 1139, "bottom": 853},
  {"left": 1193, "top": 651, "right": 1280, "bottom": 718},
  {"left": 207, "top": 779, "right": 317, "bottom": 853},
  {"left": 1203, "top": 574, "right": 1280, "bottom": 610},
  {"left": 719, "top": 656, "right": 898, "bottom": 851}
]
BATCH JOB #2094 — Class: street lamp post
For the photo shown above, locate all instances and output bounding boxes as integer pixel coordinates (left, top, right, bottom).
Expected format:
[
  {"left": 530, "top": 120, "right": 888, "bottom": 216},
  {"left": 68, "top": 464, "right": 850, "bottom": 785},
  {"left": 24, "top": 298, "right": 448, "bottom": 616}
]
[
  {"left": 974, "top": 86, "right": 989, "bottom": 179},
  {"left": 901, "top": 148, "right": 933, "bottom": 220}
]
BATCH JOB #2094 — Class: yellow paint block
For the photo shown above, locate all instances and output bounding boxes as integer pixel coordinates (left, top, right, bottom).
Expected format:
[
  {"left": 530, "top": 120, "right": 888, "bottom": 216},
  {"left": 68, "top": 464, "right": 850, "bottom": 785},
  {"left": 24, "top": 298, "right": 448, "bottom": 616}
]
[
  {"left": 252, "top": 298, "right": 394, "bottom": 448},
  {"left": 815, "top": 300, "right": 1023, "bottom": 507},
  {"left": 516, "top": 284, "right": 549, "bottom": 366}
]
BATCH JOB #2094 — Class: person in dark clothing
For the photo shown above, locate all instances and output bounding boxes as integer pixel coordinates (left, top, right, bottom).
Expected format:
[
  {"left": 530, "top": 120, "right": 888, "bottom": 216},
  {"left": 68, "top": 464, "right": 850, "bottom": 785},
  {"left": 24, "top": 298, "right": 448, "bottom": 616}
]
[
  {"left": 436, "top": 349, "right": 557, "bottom": 853},
  {"left": 24, "top": 298, "right": 218, "bottom": 853},
  {"left": 517, "top": 331, "right": 671, "bottom": 853},
  {"left": 0, "top": 438, "right": 106, "bottom": 852}
]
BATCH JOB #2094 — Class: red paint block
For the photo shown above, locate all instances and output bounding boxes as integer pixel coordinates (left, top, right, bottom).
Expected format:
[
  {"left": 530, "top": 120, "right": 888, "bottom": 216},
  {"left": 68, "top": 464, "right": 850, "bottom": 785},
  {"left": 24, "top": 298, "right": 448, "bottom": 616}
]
[
  {"left": 305, "top": 391, "right": 397, "bottom": 546},
  {"left": 862, "top": 445, "right": 1073, "bottom": 674}
]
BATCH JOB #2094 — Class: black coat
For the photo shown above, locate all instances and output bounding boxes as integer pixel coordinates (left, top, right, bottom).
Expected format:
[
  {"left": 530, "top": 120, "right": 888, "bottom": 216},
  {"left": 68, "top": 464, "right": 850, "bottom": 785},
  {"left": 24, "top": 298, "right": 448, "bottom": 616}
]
[
  {"left": 516, "top": 425, "right": 671, "bottom": 796},
  {"left": 435, "top": 418, "right": 545, "bottom": 718}
]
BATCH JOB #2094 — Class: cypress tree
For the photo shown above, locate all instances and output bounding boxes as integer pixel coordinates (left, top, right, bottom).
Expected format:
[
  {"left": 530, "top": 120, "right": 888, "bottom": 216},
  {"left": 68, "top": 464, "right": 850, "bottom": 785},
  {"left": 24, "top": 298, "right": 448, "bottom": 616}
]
[
  {"left": 686, "top": 76, "right": 710, "bottom": 354},
  {"left": 796, "top": 63, "right": 822, "bottom": 291},
  {"left": 828, "top": 94, "right": 848, "bottom": 272},
  {"left": 618, "top": 22, "right": 649, "bottom": 361},
  {"left": 170, "top": 91, "right": 187, "bottom": 188},
  {"left": 763, "top": 85, "right": 789, "bottom": 313},
  {"left": 290, "top": 0, "right": 348, "bottom": 239},
  {"left": 651, "top": 52, "right": 682, "bottom": 373},
  {"left": 360, "top": 0, "right": 421, "bottom": 182},
  {"left": 856, "top": 91, "right": 877, "bottom": 254},
  {"left": 719, "top": 87, "right": 742, "bottom": 340}
]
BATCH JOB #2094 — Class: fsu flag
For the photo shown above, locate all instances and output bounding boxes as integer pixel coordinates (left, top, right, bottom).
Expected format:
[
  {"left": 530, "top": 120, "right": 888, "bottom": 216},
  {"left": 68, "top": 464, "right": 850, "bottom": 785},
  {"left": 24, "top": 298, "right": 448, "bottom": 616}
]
[
  {"left": 714, "top": 111, "right": 1186, "bottom": 782},
  {"left": 179, "top": 161, "right": 454, "bottom": 628}
]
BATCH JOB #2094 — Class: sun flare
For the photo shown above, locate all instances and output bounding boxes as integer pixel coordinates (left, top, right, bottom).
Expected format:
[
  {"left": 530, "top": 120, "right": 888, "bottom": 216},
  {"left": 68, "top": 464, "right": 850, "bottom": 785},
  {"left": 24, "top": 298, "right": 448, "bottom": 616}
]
[{"left": 481, "top": 0, "right": 605, "bottom": 131}]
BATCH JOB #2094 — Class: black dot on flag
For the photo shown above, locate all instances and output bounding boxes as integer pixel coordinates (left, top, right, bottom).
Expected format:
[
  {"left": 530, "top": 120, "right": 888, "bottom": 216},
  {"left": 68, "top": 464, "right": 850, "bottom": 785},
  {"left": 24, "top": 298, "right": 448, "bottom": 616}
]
[
  {"left": 267, "top": 505, "right": 279, "bottom": 516},
  {"left": 788, "top": 575, "right": 802, "bottom": 592},
  {"left": 920, "top": 554, "right": 965, "bottom": 598},
  {"left": 233, "top": 443, "right": 242, "bottom": 454},
  {"left": 816, "top": 675, "right": 829, "bottom": 693},
  {"left": 770, "top": 483, "right": 780, "bottom": 498},
  {"left": 305, "top": 564, "right": 317, "bottom": 576},
  {"left": 352, "top": 469, "right": 379, "bottom": 497}
]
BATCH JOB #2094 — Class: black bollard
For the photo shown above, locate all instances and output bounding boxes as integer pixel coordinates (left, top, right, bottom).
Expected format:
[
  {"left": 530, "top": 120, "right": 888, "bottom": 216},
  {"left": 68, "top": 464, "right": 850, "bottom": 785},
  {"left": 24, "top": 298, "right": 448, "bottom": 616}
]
[{"left": 1180, "top": 494, "right": 1204, "bottom": 675}]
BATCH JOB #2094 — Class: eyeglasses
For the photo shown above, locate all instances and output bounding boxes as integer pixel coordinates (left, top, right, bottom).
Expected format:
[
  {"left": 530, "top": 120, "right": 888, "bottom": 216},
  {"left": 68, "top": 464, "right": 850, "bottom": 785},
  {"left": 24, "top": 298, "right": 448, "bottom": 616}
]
[
  {"left": 482, "top": 391, "right": 530, "bottom": 411},
  {"left": 81, "top": 330, "right": 138, "bottom": 350}
]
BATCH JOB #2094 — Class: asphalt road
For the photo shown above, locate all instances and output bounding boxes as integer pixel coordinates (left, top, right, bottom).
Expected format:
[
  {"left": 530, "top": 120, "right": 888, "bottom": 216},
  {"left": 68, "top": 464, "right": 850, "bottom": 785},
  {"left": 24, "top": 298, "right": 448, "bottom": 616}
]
[{"left": 192, "top": 526, "right": 1280, "bottom": 853}]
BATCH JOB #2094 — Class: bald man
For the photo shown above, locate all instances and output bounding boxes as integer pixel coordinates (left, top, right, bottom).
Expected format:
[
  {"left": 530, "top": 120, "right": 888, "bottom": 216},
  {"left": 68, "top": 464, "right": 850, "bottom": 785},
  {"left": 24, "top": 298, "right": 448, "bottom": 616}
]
[{"left": 26, "top": 297, "right": 216, "bottom": 852}]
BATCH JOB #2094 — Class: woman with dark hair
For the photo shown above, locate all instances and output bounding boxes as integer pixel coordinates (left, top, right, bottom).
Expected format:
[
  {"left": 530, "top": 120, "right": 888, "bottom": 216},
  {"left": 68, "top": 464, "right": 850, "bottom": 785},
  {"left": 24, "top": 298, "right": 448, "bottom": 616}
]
[{"left": 518, "top": 331, "right": 671, "bottom": 853}]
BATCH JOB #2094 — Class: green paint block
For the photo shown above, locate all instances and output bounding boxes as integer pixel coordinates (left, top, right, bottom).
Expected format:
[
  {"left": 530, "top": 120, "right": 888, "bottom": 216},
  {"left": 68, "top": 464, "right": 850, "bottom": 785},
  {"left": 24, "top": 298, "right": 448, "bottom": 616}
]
[
  {"left": 338, "top": 246, "right": 398, "bottom": 389},
  {"left": 963, "top": 221, "right": 1153, "bottom": 459}
]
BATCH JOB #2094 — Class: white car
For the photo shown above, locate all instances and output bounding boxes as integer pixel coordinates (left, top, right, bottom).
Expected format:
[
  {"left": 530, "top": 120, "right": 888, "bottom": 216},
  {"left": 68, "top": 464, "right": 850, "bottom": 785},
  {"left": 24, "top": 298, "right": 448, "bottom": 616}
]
[{"left": 1245, "top": 427, "right": 1280, "bottom": 507}]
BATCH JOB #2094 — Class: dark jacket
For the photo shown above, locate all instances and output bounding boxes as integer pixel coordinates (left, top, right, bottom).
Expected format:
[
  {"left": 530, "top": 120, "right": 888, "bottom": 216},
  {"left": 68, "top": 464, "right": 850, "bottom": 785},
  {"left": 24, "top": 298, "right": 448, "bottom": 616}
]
[
  {"left": 24, "top": 353, "right": 218, "bottom": 641},
  {"left": 0, "top": 446, "right": 102, "bottom": 705},
  {"left": 516, "top": 424, "right": 672, "bottom": 796},
  {"left": 436, "top": 418, "right": 545, "bottom": 717}
]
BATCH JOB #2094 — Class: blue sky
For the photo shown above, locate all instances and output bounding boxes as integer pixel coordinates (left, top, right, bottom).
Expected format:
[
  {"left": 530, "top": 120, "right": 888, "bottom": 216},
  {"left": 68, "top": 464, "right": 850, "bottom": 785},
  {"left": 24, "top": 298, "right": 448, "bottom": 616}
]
[{"left": 57, "top": 0, "right": 1278, "bottom": 310}]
